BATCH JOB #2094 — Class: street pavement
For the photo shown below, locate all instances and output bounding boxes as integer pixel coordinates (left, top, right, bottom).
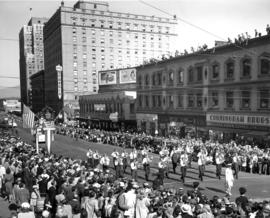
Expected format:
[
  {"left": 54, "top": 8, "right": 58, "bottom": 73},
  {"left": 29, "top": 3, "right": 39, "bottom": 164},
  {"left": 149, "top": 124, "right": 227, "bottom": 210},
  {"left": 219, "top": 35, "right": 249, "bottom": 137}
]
[{"left": 0, "top": 126, "right": 270, "bottom": 217}]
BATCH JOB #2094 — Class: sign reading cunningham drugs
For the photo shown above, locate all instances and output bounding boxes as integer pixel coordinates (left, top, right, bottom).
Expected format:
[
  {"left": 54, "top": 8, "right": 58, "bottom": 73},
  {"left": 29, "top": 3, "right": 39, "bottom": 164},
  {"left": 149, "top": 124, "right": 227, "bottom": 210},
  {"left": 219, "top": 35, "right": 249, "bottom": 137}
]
[{"left": 207, "top": 113, "right": 270, "bottom": 127}]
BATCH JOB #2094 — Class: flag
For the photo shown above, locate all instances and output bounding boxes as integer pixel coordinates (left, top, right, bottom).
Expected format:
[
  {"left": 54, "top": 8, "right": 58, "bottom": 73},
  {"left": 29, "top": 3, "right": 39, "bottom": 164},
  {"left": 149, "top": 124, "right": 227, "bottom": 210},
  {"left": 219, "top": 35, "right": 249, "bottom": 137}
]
[{"left": 22, "top": 104, "right": 35, "bottom": 129}]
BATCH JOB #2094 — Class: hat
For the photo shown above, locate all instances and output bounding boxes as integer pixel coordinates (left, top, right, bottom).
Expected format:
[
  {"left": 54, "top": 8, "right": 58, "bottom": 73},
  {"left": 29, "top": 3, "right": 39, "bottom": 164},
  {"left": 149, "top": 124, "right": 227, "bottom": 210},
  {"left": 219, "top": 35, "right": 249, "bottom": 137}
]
[
  {"left": 33, "top": 185, "right": 39, "bottom": 189},
  {"left": 132, "top": 182, "right": 139, "bottom": 189},
  {"left": 239, "top": 187, "right": 247, "bottom": 195},
  {"left": 264, "top": 204, "right": 270, "bottom": 214},
  {"left": 55, "top": 194, "right": 65, "bottom": 203},
  {"left": 93, "top": 183, "right": 101, "bottom": 188},
  {"left": 193, "top": 182, "right": 200, "bottom": 188},
  {"left": 181, "top": 204, "right": 192, "bottom": 215},
  {"left": 143, "top": 182, "right": 149, "bottom": 187},
  {"left": 21, "top": 202, "right": 30, "bottom": 208},
  {"left": 119, "top": 182, "right": 125, "bottom": 187},
  {"left": 42, "top": 210, "right": 50, "bottom": 218}
]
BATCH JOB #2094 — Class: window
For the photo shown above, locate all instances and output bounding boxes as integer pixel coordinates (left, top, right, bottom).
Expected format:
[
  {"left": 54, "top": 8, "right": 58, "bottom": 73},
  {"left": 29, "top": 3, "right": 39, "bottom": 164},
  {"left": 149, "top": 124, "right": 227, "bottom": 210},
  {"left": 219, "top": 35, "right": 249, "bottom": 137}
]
[
  {"left": 211, "top": 92, "right": 219, "bottom": 107},
  {"left": 168, "top": 70, "right": 174, "bottom": 85},
  {"left": 157, "top": 96, "right": 162, "bottom": 107},
  {"left": 241, "top": 90, "right": 250, "bottom": 109},
  {"left": 212, "top": 63, "right": 219, "bottom": 80},
  {"left": 138, "top": 95, "right": 142, "bottom": 107},
  {"left": 188, "top": 67, "right": 194, "bottom": 83},
  {"left": 226, "top": 60, "right": 234, "bottom": 79},
  {"left": 145, "top": 75, "right": 149, "bottom": 86},
  {"left": 242, "top": 58, "right": 251, "bottom": 78},
  {"left": 169, "top": 95, "right": 174, "bottom": 108},
  {"left": 196, "top": 66, "right": 203, "bottom": 82},
  {"left": 196, "top": 93, "right": 202, "bottom": 108},
  {"left": 152, "top": 96, "right": 156, "bottom": 107},
  {"left": 145, "top": 96, "right": 149, "bottom": 107},
  {"left": 188, "top": 94, "right": 194, "bottom": 107},
  {"left": 226, "top": 91, "right": 234, "bottom": 108},
  {"left": 259, "top": 89, "right": 269, "bottom": 109},
  {"left": 178, "top": 69, "right": 184, "bottom": 83},
  {"left": 152, "top": 74, "right": 156, "bottom": 86},
  {"left": 260, "top": 54, "right": 270, "bottom": 75},
  {"left": 177, "top": 95, "right": 183, "bottom": 107},
  {"left": 138, "top": 75, "right": 142, "bottom": 87}
]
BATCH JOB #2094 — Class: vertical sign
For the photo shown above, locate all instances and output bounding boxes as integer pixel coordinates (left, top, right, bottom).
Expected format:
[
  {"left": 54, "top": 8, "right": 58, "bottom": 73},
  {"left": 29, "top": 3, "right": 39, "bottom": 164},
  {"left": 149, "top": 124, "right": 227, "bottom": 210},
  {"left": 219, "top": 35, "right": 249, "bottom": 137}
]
[{"left": 56, "top": 65, "right": 63, "bottom": 99}]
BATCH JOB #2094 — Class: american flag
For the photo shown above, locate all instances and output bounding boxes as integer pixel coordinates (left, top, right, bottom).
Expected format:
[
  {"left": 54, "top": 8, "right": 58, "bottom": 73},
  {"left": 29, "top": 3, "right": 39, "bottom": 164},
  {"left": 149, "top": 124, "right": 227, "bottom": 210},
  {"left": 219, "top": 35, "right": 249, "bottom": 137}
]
[{"left": 22, "top": 104, "right": 35, "bottom": 129}]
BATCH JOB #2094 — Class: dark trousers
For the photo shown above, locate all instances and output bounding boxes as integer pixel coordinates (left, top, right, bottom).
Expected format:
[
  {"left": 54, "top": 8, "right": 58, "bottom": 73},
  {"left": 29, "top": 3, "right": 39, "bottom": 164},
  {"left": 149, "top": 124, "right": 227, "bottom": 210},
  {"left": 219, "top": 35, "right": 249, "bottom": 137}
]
[
  {"left": 198, "top": 165, "right": 205, "bottom": 181},
  {"left": 180, "top": 166, "right": 187, "bottom": 182},
  {"left": 233, "top": 163, "right": 239, "bottom": 179},
  {"left": 131, "top": 169, "right": 138, "bottom": 181},
  {"left": 144, "top": 164, "right": 150, "bottom": 181},
  {"left": 172, "top": 162, "right": 177, "bottom": 174},
  {"left": 216, "top": 164, "right": 222, "bottom": 179}
]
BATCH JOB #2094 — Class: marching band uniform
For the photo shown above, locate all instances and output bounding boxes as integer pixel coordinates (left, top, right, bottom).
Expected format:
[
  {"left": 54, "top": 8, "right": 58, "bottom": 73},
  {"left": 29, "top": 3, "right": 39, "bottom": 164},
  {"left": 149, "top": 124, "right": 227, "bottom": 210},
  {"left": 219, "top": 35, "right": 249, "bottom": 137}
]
[
  {"left": 114, "top": 155, "right": 120, "bottom": 179},
  {"left": 215, "top": 150, "right": 224, "bottom": 180},
  {"left": 197, "top": 149, "right": 206, "bottom": 181},
  {"left": 93, "top": 151, "right": 100, "bottom": 168},
  {"left": 180, "top": 152, "right": 189, "bottom": 183},
  {"left": 158, "top": 159, "right": 165, "bottom": 185},
  {"left": 232, "top": 153, "right": 239, "bottom": 179},
  {"left": 86, "top": 149, "right": 94, "bottom": 168},
  {"left": 225, "top": 164, "right": 234, "bottom": 196},
  {"left": 100, "top": 154, "right": 110, "bottom": 172},
  {"left": 111, "top": 150, "right": 119, "bottom": 170},
  {"left": 118, "top": 157, "right": 124, "bottom": 178},
  {"left": 130, "top": 159, "right": 138, "bottom": 181},
  {"left": 171, "top": 148, "right": 179, "bottom": 174},
  {"left": 121, "top": 151, "right": 128, "bottom": 173},
  {"left": 142, "top": 155, "right": 151, "bottom": 181}
]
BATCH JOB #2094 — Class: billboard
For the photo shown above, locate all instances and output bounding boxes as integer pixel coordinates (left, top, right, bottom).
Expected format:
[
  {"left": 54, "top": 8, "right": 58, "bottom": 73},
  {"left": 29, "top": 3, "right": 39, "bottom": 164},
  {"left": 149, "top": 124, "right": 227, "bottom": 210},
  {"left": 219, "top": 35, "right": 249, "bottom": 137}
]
[
  {"left": 99, "top": 71, "right": 117, "bottom": 85},
  {"left": 119, "top": 68, "right": 136, "bottom": 84},
  {"left": 94, "top": 104, "right": 106, "bottom": 112}
]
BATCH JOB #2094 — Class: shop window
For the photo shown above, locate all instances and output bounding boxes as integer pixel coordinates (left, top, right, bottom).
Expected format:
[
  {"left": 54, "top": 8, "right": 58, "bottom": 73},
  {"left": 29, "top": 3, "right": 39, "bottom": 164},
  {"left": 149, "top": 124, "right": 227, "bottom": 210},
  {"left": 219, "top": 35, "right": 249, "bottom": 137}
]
[
  {"left": 226, "top": 91, "right": 234, "bottom": 108},
  {"left": 225, "top": 60, "right": 234, "bottom": 80},
  {"left": 241, "top": 90, "right": 250, "bottom": 109},
  {"left": 188, "top": 94, "right": 194, "bottom": 107},
  {"left": 259, "top": 89, "right": 269, "bottom": 109},
  {"left": 145, "top": 75, "right": 149, "bottom": 86},
  {"left": 130, "top": 103, "right": 135, "bottom": 113},
  {"left": 241, "top": 57, "right": 251, "bottom": 78},
  {"left": 196, "top": 93, "right": 202, "bottom": 108}
]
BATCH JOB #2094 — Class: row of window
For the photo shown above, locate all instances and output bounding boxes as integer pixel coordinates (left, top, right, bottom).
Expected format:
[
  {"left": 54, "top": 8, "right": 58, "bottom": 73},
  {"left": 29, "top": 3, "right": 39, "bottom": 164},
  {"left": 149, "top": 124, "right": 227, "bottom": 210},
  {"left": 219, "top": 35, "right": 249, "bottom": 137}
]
[
  {"left": 81, "top": 102, "right": 123, "bottom": 114},
  {"left": 137, "top": 89, "right": 270, "bottom": 110},
  {"left": 138, "top": 53, "right": 270, "bottom": 87}
]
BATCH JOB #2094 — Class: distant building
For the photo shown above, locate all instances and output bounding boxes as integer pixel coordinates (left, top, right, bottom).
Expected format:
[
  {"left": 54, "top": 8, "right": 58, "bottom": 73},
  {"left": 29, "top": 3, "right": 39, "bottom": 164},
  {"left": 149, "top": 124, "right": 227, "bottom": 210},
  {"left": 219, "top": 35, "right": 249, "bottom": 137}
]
[
  {"left": 136, "top": 35, "right": 270, "bottom": 140},
  {"left": 0, "top": 98, "right": 21, "bottom": 113},
  {"left": 79, "top": 67, "right": 137, "bottom": 130},
  {"left": 30, "top": 70, "right": 45, "bottom": 113},
  {"left": 43, "top": 0, "right": 177, "bottom": 114},
  {"left": 19, "top": 17, "right": 48, "bottom": 108}
]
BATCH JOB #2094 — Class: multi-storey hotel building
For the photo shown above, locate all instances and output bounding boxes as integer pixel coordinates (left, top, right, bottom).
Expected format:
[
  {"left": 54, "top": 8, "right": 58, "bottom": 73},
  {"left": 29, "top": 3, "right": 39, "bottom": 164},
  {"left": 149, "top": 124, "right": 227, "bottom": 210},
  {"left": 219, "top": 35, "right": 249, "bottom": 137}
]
[
  {"left": 136, "top": 35, "right": 270, "bottom": 140},
  {"left": 43, "top": 1, "right": 177, "bottom": 114},
  {"left": 19, "top": 17, "right": 48, "bottom": 108}
]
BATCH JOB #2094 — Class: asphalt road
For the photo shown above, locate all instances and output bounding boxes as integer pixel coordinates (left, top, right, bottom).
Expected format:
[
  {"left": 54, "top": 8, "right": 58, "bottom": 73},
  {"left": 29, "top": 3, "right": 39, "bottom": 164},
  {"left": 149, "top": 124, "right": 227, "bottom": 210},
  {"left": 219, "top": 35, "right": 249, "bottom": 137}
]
[{"left": 1, "top": 125, "right": 270, "bottom": 217}]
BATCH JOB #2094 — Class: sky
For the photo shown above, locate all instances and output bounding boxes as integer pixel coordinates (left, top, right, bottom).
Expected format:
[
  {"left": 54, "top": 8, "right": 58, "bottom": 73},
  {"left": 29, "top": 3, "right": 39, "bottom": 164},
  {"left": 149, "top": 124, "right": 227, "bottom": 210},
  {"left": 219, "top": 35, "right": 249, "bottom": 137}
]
[{"left": 0, "top": 0, "right": 270, "bottom": 88}]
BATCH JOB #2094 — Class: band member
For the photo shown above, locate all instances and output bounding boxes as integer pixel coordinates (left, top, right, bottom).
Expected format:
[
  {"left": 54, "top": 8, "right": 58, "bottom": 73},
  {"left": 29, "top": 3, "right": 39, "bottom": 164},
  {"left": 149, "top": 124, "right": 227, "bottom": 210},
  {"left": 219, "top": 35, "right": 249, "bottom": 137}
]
[
  {"left": 130, "top": 148, "right": 138, "bottom": 162},
  {"left": 232, "top": 152, "right": 240, "bottom": 179},
  {"left": 180, "top": 151, "right": 189, "bottom": 183},
  {"left": 114, "top": 154, "right": 120, "bottom": 179},
  {"left": 171, "top": 147, "right": 180, "bottom": 174},
  {"left": 100, "top": 154, "right": 110, "bottom": 172},
  {"left": 215, "top": 149, "right": 224, "bottom": 180},
  {"left": 86, "top": 149, "right": 94, "bottom": 168},
  {"left": 158, "top": 158, "right": 166, "bottom": 185},
  {"left": 225, "top": 163, "right": 234, "bottom": 197},
  {"left": 121, "top": 150, "right": 128, "bottom": 173},
  {"left": 142, "top": 155, "right": 152, "bottom": 181},
  {"left": 93, "top": 151, "right": 100, "bottom": 168},
  {"left": 111, "top": 149, "right": 119, "bottom": 170},
  {"left": 130, "top": 159, "right": 138, "bottom": 181},
  {"left": 162, "top": 155, "right": 170, "bottom": 178},
  {"left": 118, "top": 156, "right": 124, "bottom": 178},
  {"left": 197, "top": 148, "right": 207, "bottom": 181}
]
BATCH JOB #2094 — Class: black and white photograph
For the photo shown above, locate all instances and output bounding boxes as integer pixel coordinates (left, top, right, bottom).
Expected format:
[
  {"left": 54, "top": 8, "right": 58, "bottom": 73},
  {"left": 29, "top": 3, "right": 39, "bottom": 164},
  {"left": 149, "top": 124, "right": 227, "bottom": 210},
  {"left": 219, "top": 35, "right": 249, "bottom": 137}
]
[{"left": 1, "top": 0, "right": 270, "bottom": 217}]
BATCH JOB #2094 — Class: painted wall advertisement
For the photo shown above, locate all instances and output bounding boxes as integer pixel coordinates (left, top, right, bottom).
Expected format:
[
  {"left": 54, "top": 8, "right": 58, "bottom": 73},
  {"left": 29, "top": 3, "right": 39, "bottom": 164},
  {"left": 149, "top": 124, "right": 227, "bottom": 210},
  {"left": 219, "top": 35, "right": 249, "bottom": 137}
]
[
  {"left": 99, "top": 71, "right": 117, "bottom": 85},
  {"left": 119, "top": 68, "right": 136, "bottom": 84}
]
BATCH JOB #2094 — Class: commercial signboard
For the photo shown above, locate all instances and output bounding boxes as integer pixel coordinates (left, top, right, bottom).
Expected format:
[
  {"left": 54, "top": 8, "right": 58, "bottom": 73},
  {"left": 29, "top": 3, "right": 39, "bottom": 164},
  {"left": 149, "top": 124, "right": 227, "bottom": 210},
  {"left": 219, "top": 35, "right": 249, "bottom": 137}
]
[
  {"left": 207, "top": 113, "right": 270, "bottom": 131},
  {"left": 99, "top": 71, "right": 117, "bottom": 85},
  {"left": 56, "top": 65, "right": 63, "bottom": 99},
  {"left": 119, "top": 68, "right": 136, "bottom": 84},
  {"left": 94, "top": 104, "right": 106, "bottom": 112}
]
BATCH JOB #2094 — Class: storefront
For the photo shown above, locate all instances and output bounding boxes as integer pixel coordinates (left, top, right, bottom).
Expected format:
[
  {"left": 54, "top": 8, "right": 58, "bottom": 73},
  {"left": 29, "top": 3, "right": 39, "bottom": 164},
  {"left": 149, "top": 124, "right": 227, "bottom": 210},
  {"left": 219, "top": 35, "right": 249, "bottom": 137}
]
[
  {"left": 206, "top": 112, "right": 270, "bottom": 142},
  {"left": 136, "top": 113, "right": 158, "bottom": 135},
  {"left": 158, "top": 114, "right": 207, "bottom": 138}
]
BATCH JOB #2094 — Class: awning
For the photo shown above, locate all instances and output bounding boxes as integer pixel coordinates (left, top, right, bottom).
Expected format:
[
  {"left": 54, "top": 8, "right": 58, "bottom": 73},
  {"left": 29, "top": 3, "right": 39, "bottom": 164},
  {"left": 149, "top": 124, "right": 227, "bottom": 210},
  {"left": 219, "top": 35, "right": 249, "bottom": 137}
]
[{"left": 240, "top": 131, "right": 270, "bottom": 137}]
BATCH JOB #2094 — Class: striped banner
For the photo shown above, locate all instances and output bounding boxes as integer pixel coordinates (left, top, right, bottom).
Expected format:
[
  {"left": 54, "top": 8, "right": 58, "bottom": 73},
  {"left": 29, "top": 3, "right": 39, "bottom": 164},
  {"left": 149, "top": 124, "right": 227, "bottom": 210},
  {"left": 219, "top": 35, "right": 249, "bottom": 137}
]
[{"left": 22, "top": 104, "right": 35, "bottom": 129}]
